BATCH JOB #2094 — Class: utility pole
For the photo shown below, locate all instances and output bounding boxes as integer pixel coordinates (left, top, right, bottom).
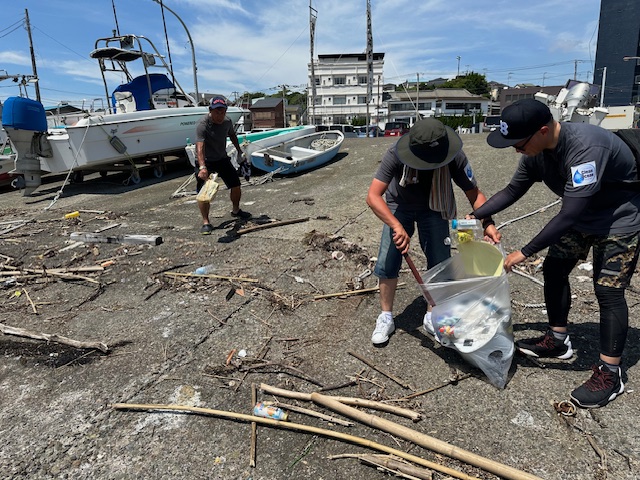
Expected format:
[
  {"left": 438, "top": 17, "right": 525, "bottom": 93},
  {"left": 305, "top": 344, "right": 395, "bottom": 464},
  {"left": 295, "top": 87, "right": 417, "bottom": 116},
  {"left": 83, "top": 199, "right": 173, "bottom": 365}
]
[
  {"left": 600, "top": 67, "right": 607, "bottom": 107},
  {"left": 365, "top": 0, "right": 373, "bottom": 136},
  {"left": 24, "top": 9, "right": 41, "bottom": 102},
  {"left": 415, "top": 72, "right": 420, "bottom": 123},
  {"left": 309, "top": 2, "right": 317, "bottom": 126},
  {"left": 279, "top": 84, "right": 288, "bottom": 127},
  {"left": 456, "top": 56, "right": 461, "bottom": 77}
]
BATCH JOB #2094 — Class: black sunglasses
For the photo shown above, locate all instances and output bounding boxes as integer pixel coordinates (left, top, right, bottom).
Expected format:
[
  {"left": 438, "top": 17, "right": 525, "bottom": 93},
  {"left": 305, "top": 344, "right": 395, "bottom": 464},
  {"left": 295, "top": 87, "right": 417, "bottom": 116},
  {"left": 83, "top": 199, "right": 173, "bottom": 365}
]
[{"left": 513, "top": 131, "right": 538, "bottom": 152}]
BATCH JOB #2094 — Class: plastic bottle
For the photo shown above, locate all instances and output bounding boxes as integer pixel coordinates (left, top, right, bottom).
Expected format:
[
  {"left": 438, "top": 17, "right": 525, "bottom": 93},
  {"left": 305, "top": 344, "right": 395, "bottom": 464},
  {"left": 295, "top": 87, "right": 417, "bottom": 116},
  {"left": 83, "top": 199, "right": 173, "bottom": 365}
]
[
  {"left": 253, "top": 402, "right": 288, "bottom": 421},
  {"left": 186, "top": 137, "right": 191, "bottom": 146},
  {"left": 451, "top": 218, "right": 483, "bottom": 242},
  {"left": 194, "top": 264, "right": 216, "bottom": 275}
]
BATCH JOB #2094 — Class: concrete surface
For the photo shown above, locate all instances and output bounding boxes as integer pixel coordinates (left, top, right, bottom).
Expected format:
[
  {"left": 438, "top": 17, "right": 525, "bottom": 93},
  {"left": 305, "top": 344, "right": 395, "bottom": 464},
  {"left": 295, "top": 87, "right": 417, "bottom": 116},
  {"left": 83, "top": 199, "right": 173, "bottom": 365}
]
[{"left": 0, "top": 134, "right": 639, "bottom": 480}]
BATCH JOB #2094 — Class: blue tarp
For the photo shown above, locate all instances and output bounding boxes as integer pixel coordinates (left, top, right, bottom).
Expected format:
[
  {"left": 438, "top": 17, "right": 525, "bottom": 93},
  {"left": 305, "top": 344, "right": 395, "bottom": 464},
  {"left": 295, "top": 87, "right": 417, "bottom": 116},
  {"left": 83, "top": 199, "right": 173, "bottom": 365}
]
[{"left": 111, "top": 73, "right": 175, "bottom": 111}]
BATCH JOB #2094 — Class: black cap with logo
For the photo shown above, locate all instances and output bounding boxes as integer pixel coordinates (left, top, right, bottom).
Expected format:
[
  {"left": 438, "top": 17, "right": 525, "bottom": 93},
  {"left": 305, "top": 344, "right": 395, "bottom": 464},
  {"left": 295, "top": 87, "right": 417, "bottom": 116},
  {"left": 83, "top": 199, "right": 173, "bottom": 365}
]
[{"left": 487, "top": 98, "right": 553, "bottom": 148}]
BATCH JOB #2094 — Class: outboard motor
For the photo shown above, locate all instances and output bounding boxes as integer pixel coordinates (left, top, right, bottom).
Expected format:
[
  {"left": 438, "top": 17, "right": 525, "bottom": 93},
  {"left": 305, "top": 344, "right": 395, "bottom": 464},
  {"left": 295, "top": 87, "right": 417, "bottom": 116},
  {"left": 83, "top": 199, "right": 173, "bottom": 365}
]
[{"left": 1, "top": 96, "right": 47, "bottom": 195}]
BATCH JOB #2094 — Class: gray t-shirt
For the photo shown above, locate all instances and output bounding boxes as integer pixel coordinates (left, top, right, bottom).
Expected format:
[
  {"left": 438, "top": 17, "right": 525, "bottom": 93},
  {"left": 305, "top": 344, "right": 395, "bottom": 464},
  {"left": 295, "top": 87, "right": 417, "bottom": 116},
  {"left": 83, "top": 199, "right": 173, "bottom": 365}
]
[
  {"left": 512, "top": 122, "right": 640, "bottom": 234},
  {"left": 374, "top": 143, "right": 478, "bottom": 211},
  {"left": 195, "top": 115, "right": 235, "bottom": 162}
]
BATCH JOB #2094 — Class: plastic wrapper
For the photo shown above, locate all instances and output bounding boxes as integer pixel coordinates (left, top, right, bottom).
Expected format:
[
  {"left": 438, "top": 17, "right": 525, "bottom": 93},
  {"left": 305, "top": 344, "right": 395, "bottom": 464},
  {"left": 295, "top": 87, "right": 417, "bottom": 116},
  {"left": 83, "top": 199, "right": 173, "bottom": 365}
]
[
  {"left": 195, "top": 173, "right": 220, "bottom": 203},
  {"left": 421, "top": 241, "right": 513, "bottom": 388}
]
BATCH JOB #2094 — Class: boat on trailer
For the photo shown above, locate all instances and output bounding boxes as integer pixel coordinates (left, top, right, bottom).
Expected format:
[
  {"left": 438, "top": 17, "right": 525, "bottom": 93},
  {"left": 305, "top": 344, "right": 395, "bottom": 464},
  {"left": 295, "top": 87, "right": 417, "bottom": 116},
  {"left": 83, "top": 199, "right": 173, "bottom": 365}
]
[
  {"left": 250, "top": 130, "right": 344, "bottom": 175},
  {"left": 1, "top": 33, "right": 243, "bottom": 195}
]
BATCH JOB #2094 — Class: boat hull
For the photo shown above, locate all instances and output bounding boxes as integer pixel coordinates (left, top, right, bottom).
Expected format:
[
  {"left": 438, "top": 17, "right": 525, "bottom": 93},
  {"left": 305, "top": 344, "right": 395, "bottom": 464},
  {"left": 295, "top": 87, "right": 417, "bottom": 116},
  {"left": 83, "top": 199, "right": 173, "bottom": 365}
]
[{"left": 250, "top": 131, "right": 344, "bottom": 174}]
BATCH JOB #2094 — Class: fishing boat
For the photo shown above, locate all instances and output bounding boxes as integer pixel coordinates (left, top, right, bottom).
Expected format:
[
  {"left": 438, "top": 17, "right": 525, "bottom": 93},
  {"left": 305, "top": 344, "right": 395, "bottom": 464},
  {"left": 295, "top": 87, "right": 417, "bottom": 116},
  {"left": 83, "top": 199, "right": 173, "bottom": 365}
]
[
  {"left": 1, "top": 33, "right": 243, "bottom": 195},
  {"left": 185, "top": 125, "right": 317, "bottom": 168},
  {"left": 250, "top": 130, "right": 344, "bottom": 174}
]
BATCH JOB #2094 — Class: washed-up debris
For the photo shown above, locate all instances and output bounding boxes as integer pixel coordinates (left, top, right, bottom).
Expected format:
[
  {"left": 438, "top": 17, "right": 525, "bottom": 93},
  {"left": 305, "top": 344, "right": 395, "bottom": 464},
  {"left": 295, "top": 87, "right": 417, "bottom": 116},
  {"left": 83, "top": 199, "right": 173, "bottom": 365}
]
[
  {"left": 314, "top": 282, "right": 406, "bottom": 300},
  {"left": 348, "top": 351, "right": 412, "bottom": 390},
  {"left": 303, "top": 230, "right": 369, "bottom": 264},
  {"left": 329, "top": 454, "right": 435, "bottom": 480},
  {"left": 70, "top": 232, "right": 163, "bottom": 246},
  {"left": 237, "top": 217, "right": 309, "bottom": 235},
  {"left": 0, "top": 322, "right": 109, "bottom": 353}
]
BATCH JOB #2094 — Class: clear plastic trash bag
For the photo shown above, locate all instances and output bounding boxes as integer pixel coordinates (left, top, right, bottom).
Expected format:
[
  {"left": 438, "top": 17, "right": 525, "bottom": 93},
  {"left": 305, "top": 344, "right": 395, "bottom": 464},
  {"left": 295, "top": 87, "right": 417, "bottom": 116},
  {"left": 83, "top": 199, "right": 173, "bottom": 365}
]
[{"left": 421, "top": 241, "right": 513, "bottom": 388}]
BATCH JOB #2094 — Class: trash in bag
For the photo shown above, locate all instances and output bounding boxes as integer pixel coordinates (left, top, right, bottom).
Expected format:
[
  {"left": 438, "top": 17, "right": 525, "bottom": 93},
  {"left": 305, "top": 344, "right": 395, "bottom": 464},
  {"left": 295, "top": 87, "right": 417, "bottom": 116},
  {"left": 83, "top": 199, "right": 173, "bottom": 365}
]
[{"left": 422, "top": 240, "right": 513, "bottom": 389}]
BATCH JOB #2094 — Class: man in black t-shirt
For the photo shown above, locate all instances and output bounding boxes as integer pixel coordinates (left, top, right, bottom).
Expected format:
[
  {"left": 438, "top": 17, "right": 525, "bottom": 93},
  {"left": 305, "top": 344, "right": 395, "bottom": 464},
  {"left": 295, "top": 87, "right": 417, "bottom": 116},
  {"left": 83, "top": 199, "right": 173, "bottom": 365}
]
[
  {"left": 195, "top": 96, "right": 251, "bottom": 234},
  {"left": 474, "top": 98, "right": 640, "bottom": 408}
]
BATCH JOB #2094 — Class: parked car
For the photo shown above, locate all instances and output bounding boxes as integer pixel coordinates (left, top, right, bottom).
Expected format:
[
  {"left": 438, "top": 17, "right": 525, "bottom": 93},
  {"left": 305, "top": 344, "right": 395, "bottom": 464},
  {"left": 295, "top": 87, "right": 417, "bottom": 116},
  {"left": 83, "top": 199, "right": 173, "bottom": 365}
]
[
  {"left": 384, "top": 121, "right": 410, "bottom": 137},
  {"left": 355, "top": 125, "right": 382, "bottom": 138},
  {"left": 329, "top": 124, "right": 358, "bottom": 138},
  {"left": 483, "top": 115, "right": 501, "bottom": 132}
]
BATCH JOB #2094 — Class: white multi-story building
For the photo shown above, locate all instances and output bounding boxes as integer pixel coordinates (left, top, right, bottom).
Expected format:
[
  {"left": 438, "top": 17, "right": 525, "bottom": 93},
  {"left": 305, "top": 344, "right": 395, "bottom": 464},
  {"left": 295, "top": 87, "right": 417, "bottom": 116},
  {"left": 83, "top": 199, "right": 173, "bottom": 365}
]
[{"left": 308, "top": 53, "right": 385, "bottom": 126}]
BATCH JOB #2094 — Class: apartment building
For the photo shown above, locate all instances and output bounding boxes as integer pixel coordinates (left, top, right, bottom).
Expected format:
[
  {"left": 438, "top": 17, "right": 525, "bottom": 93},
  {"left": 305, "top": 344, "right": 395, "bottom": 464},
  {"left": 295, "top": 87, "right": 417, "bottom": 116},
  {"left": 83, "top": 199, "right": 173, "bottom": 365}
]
[{"left": 308, "top": 53, "right": 386, "bottom": 126}]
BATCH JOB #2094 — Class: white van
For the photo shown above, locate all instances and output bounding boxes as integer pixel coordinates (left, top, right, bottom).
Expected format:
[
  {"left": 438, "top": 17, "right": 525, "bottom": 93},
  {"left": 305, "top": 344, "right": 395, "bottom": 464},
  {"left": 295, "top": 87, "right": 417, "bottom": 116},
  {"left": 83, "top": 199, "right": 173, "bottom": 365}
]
[{"left": 329, "top": 124, "right": 358, "bottom": 138}]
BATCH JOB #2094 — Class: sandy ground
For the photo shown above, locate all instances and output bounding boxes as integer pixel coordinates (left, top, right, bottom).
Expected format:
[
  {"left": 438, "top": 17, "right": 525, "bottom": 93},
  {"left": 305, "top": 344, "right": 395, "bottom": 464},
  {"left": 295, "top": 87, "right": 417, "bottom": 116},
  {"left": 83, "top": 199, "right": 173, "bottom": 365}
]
[{"left": 1, "top": 134, "right": 640, "bottom": 480}]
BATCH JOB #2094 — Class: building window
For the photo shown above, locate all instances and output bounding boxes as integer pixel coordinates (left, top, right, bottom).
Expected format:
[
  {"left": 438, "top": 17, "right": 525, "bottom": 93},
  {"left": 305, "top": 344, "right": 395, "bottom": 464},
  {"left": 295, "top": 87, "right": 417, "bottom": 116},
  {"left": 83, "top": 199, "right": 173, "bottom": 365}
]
[
  {"left": 333, "top": 96, "right": 347, "bottom": 105},
  {"left": 334, "top": 76, "right": 346, "bottom": 85},
  {"left": 358, "top": 76, "right": 368, "bottom": 84},
  {"left": 358, "top": 95, "right": 368, "bottom": 104},
  {"left": 334, "top": 115, "right": 347, "bottom": 124},
  {"left": 446, "top": 103, "right": 466, "bottom": 110},
  {"left": 315, "top": 78, "right": 320, "bottom": 86}
]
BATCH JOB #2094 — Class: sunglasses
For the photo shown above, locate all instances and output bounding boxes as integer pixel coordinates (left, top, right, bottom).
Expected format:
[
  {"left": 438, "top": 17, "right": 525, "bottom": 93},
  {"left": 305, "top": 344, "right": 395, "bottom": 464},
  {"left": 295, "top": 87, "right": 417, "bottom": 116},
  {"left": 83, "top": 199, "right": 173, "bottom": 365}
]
[{"left": 513, "top": 130, "right": 540, "bottom": 152}]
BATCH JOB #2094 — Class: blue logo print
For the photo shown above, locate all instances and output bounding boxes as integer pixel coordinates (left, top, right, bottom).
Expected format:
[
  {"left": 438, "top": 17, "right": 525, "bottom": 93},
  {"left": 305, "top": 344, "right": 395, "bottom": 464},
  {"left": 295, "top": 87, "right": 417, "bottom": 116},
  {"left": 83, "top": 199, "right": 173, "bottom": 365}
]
[
  {"left": 573, "top": 170, "right": 584, "bottom": 184},
  {"left": 466, "top": 165, "right": 473, "bottom": 180}
]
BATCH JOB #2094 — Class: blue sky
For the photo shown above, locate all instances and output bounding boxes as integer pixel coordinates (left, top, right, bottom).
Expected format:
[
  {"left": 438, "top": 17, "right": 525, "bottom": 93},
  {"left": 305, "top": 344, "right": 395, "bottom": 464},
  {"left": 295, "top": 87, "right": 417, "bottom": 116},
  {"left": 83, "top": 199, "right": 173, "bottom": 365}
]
[{"left": 0, "top": 0, "right": 601, "bottom": 108}]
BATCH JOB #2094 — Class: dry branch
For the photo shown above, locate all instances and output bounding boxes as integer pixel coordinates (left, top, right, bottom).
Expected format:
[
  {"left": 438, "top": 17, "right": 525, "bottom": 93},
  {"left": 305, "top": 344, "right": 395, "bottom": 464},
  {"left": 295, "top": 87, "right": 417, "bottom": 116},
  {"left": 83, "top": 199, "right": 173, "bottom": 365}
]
[
  {"left": 309, "top": 392, "right": 542, "bottom": 480},
  {"left": 314, "top": 282, "right": 406, "bottom": 300},
  {"left": 237, "top": 217, "right": 309, "bottom": 235},
  {"left": 348, "top": 351, "right": 412, "bottom": 390},
  {"left": 259, "top": 383, "right": 421, "bottom": 422},
  {"left": 164, "top": 272, "right": 259, "bottom": 283},
  {"left": 0, "top": 323, "right": 109, "bottom": 353},
  {"left": 109, "top": 402, "right": 475, "bottom": 480}
]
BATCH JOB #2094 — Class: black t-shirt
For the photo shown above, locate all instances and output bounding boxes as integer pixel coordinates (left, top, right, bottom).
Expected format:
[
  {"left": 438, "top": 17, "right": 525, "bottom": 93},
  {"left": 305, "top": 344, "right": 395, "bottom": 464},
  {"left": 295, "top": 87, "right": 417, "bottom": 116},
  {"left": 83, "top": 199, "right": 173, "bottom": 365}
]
[{"left": 195, "top": 115, "right": 235, "bottom": 162}]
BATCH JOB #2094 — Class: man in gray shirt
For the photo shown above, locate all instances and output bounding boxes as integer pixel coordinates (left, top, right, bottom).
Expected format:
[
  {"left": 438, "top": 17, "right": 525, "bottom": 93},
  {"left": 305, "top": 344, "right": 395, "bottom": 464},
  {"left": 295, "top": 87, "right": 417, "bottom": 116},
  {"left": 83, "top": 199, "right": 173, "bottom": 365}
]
[{"left": 473, "top": 98, "right": 640, "bottom": 408}]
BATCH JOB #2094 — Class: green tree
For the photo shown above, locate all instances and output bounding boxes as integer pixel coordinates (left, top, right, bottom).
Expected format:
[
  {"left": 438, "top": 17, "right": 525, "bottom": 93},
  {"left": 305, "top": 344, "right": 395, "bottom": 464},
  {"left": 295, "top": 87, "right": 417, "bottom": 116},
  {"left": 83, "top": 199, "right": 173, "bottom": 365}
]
[{"left": 439, "top": 72, "right": 490, "bottom": 96}]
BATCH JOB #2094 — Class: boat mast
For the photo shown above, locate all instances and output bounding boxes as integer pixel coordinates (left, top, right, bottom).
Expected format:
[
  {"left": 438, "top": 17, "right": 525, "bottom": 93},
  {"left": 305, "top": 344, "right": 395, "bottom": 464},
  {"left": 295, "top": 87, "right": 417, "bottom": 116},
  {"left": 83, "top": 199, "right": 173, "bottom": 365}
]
[
  {"left": 24, "top": 9, "right": 41, "bottom": 102},
  {"left": 309, "top": 2, "right": 317, "bottom": 126},
  {"left": 365, "top": 0, "right": 373, "bottom": 135}
]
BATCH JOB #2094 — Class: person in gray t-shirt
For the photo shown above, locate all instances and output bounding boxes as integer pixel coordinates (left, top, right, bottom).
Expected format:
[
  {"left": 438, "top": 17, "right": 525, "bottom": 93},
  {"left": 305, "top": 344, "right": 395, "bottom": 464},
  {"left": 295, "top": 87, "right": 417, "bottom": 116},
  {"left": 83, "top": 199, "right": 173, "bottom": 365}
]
[
  {"left": 366, "top": 118, "right": 500, "bottom": 346},
  {"left": 474, "top": 98, "right": 640, "bottom": 408}
]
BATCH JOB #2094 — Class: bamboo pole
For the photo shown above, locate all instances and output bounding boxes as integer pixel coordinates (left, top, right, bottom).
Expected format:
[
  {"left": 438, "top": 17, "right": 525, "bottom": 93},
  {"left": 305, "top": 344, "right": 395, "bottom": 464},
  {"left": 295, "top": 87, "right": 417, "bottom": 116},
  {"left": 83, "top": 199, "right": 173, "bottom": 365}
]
[
  {"left": 237, "top": 217, "right": 309, "bottom": 235},
  {"left": 260, "top": 383, "right": 420, "bottom": 422},
  {"left": 110, "top": 402, "right": 475, "bottom": 480},
  {"left": 309, "top": 392, "right": 543, "bottom": 480},
  {"left": 314, "top": 282, "right": 406, "bottom": 300}
]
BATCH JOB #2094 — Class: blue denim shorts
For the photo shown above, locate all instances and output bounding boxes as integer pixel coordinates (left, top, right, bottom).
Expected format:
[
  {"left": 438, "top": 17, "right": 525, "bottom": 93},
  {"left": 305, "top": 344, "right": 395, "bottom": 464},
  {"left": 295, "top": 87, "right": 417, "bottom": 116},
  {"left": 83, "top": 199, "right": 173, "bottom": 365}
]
[{"left": 373, "top": 208, "right": 451, "bottom": 279}]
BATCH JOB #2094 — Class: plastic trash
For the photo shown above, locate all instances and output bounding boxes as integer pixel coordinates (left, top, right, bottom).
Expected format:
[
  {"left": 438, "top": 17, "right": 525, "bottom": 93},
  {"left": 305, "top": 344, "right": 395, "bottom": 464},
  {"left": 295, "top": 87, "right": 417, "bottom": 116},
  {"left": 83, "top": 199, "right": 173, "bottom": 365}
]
[
  {"left": 423, "top": 240, "right": 513, "bottom": 388},
  {"left": 194, "top": 264, "right": 216, "bottom": 275},
  {"left": 253, "top": 402, "right": 288, "bottom": 420},
  {"left": 451, "top": 218, "right": 483, "bottom": 243}
]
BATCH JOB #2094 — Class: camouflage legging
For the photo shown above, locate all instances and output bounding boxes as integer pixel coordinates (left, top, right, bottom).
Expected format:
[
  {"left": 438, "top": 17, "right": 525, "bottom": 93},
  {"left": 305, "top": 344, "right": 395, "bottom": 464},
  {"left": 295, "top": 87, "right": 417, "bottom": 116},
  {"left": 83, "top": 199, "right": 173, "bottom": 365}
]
[{"left": 544, "top": 228, "right": 640, "bottom": 356}]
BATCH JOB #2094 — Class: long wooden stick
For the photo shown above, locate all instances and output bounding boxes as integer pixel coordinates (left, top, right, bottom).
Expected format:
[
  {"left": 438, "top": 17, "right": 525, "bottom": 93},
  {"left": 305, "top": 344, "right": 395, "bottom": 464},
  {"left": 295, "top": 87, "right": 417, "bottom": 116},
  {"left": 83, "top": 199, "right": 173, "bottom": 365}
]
[
  {"left": 348, "top": 351, "right": 412, "bottom": 390},
  {"left": 259, "top": 383, "right": 421, "bottom": 422},
  {"left": 314, "top": 282, "right": 406, "bottom": 300},
  {"left": 264, "top": 401, "right": 354, "bottom": 426},
  {"left": 309, "top": 392, "right": 542, "bottom": 480},
  {"left": 237, "top": 217, "right": 309, "bottom": 235},
  {"left": 164, "top": 272, "right": 259, "bottom": 283},
  {"left": 109, "top": 402, "right": 475, "bottom": 480},
  {"left": 250, "top": 383, "right": 257, "bottom": 468},
  {"left": 0, "top": 323, "right": 109, "bottom": 353}
]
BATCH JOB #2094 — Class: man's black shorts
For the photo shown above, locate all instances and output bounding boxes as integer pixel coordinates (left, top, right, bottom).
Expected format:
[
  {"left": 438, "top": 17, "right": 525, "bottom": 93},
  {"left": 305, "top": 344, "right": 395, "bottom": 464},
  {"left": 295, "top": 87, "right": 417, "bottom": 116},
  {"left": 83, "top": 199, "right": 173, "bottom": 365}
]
[{"left": 196, "top": 157, "right": 240, "bottom": 192}]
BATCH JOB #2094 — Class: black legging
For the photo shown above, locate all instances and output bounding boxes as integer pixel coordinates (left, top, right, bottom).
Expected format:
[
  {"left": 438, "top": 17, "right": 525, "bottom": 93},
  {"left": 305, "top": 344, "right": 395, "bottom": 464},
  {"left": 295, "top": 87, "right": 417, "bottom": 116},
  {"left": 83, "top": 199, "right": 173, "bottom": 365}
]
[{"left": 543, "top": 256, "right": 628, "bottom": 357}]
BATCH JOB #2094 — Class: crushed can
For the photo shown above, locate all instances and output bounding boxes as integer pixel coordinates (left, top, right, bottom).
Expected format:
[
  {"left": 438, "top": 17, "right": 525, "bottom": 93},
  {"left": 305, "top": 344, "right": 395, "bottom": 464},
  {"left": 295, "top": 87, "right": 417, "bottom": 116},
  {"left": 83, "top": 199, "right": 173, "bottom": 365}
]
[{"left": 253, "top": 401, "right": 288, "bottom": 421}]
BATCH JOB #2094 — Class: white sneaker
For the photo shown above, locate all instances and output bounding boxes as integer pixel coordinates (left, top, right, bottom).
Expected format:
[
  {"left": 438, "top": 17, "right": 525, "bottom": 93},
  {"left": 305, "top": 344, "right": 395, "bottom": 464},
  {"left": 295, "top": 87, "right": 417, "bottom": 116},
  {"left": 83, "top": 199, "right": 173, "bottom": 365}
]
[
  {"left": 423, "top": 313, "right": 440, "bottom": 343},
  {"left": 371, "top": 314, "right": 394, "bottom": 345}
]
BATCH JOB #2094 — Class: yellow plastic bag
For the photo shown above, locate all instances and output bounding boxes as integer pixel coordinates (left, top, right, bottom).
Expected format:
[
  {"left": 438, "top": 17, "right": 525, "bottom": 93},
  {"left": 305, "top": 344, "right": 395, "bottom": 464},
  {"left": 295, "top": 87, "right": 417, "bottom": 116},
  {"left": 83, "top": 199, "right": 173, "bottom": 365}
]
[{"left": 196, "top": 173, "right": 219, "bottom": 203}]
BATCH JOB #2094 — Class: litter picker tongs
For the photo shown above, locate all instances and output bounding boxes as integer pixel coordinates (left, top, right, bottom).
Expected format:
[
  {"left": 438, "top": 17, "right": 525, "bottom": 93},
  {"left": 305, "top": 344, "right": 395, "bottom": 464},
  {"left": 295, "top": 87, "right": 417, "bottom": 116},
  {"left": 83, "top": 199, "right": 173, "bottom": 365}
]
[{"left": 404, "top": 253, "right": 436, "bottom": 307}]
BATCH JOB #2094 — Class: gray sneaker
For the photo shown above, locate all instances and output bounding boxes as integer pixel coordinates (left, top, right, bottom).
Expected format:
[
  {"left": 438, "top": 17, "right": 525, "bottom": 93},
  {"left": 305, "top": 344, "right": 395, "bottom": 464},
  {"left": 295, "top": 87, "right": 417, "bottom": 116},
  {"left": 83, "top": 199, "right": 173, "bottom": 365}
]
[
  {"left": 423, "top": 313, "right": 440, "bottom": 343},
  {"left": 371, "top": 314, "right": 394, "bottom": 345}
]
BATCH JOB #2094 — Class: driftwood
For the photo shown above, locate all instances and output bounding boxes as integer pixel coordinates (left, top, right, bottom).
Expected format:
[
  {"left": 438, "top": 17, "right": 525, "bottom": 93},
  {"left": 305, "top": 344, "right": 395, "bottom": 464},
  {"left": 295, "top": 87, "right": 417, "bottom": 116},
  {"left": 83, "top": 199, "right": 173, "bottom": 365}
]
[
  {"left": 70, "top": 232, "right": 163, "bottom": 246},
  {"left": 330, "top": 454, "right": 435, "bottom": 480},
  {"left": 263, "top": 401, "right": 354, "bottom": 426},
  {"left": 314, "top": 282, "right": 406, "bottom": 300},
  {"left": 164, "top": 271, "right": 259, "bottom": 283},
  {"left": 348, "top": 351, "right": 412, "bottom": 390},
  {"left": 0, "top": 323, "right": 109, "bottom": 353},
  {"left": 309, "top": 392, "right": 543, "bottom": 480},
  {"left": 109, "top": 402, "right": 475, "bottom": 480},
  {"left": 259, "top": 383, "right": 421, "bottom": 422},
  {"left": 237, "top": 217, "right": 309, "bottom": 235}
]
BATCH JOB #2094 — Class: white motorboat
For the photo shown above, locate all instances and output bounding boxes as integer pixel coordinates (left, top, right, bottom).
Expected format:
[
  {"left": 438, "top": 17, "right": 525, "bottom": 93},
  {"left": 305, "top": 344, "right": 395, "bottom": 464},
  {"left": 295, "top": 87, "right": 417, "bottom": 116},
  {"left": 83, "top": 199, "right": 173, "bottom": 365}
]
[{"left": 1, "top": 33, "right": 243, "bottom": 195}]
